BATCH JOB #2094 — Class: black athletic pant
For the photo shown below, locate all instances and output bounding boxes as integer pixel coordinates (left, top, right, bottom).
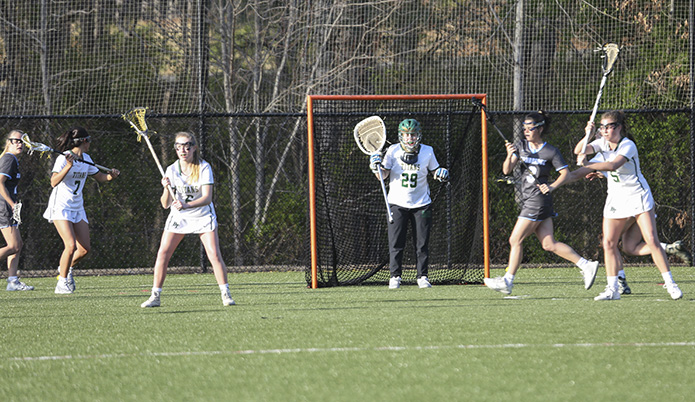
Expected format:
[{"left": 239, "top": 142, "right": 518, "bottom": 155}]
[{"left": 388, "top": 204, "right": 432, "bottom": 279}]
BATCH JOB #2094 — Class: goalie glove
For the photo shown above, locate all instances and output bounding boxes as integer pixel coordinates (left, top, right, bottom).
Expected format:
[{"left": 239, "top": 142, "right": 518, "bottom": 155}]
[
  {"left": 369, "top": 153, "right": 382, "bottom": 173},
  {"left": 433, "top": 167, "right": 449, "bottom": 182}
]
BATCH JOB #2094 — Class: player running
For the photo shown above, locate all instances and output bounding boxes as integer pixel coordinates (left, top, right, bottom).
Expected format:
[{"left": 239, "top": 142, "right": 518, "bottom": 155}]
[
  {"left": 44, "top": 127, "right": 120, "bottom": 294},
  {"left": 369, "top": 119, "right": 449, "bottom": 289},
  {"left": 484, "top": 111, "right": 599, "bottom": 296},
  {"left": 2, "top": 130, "right": 32, "bottom": 291},
  {"left": 140, "top": 132, "right": 234, "bottom": 307},
  {"left": 568, "top": 111, "right": 683, "bottom": 300}
]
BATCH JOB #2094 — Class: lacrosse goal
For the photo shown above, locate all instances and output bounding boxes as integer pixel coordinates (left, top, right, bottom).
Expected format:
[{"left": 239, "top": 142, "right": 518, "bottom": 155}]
[{"left": 307, "top": 94, "right": 490, "bottom": 288}]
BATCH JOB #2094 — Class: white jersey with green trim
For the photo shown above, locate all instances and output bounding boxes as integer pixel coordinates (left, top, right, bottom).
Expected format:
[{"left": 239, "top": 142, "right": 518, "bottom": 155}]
[
  {"left": 382, "top": 143, "right": 439, "bottom": 208},
  {"left": 166, "top": 159, "right": 216, "bottom": 219},
  {"left": 46, "top": 153, "right": 99, "bottom": 212},
  {"left": 589, "top": 137, "right": 651, "bottom": 198}
]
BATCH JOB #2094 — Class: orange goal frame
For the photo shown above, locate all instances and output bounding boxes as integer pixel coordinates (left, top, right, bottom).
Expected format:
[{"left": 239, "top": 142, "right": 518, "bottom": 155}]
[{"left": 306, "top": 94, "right": 490, "bottom": 289}]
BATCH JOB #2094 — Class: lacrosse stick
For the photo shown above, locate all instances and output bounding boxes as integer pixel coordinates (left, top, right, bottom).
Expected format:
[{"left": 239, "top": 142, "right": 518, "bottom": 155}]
[
  {"left": 471, "top": 98, "right": 546, "bottom": 192},
  {"left": 20, "top": 133, "right": 113, "bottom": 173},
  {"left": 12, "top": 201, "right": 21, "bottom": 226},
  {"left": 122, "top": 107, "right": 176, "bottom": 199},
  {"left": 354, "top": 116, "right": 393, "bottom": 224},
  {"left": 578, "top": 43, "right": 621, "bottom": 164}
]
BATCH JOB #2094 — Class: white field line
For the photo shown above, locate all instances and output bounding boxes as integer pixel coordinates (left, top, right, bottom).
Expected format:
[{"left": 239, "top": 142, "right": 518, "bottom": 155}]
[{"left": 7, "top": 342, "right": 695, "bottom": 362}]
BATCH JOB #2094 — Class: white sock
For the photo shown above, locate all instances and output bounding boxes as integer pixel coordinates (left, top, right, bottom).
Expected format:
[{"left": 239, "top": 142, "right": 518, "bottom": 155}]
[
  {"left": 7, "top": 276, "right": 17, "bottom": 282},
  {"left": 661, "top": 271, "right": 674, "bottom": 285},
  {"left": 607, "top": 276, "right": 619, "bottom": 291},
  {"left": 503, "top": 272, "right": 515, "bottom": 283},
  {"left": 576, "top": 258, "right": 588, "bottom": 269},
  {"left": 152, "top": 287, "right": 162, "bottom": 294},
  {"left": 219, "top": 284, "right": 229, "bottom": 292},
  {"left": 618, "top": 270, "right": 626, "bottom": 279}
]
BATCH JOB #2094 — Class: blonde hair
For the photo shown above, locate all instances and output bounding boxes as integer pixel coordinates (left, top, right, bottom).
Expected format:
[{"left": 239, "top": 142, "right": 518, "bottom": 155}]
[
  {"left": 175, "top": 132, "right": 201, "bottom": 183},
  {"left": 4, "top": 130, "right": 23, "bottom": 154}
]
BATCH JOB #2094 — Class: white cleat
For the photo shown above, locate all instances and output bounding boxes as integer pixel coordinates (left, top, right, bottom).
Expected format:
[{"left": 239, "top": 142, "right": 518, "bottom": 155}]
[
  {"left": 7, "top": 279, "right": 34, "bottom": 291},
  {"left": 664, "top": 283, "right": 683, "bottom": 300},
  {"left": 141, "top": 292, "right": 161, "bottom": 308},
  {"left": 581, "top": 260, "right": 599, "bottom": 290},
  {"left": 55, "top": 279, "right": 73, "bottom": 294},
  {"left": 388, "top": 276, "right": 401, "bottom": 289},
  {"left": 484, "top": 276, "right": 513, "bottom": 295},
  {"left": 221, "top": 290, "right": 236, "bottom": 306},
  {"left": 594, "top": 286, "right": 620, "bottom": 301},
  {"left": 417, "top": 276, "right": 432, "bottom": 288}
]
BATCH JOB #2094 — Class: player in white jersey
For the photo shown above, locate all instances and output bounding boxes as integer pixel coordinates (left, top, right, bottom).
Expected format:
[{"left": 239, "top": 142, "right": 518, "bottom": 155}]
[
  {"left": 141, "top": 132, "right": 235, "bottom": 308},
  {"left": 1, "top": 130, "right": 33, "bottom": 291},
  {"left": 484, "top": 111, "right": 599, "bottom": 296},
  {"left": 369, "top": 119, "right": 449, "bottom": 289},
  {"left": 44, "top": 127, "right": 120, "bottom": 294},
  {"left": 569, "top": 111, "right": 683, "bottom": 300}
]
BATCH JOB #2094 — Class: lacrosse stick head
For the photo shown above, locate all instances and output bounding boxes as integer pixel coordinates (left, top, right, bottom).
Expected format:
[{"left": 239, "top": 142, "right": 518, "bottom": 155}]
[
  {"left": 20, "top": 133, "right": 52, "bottom": 156},
  {"left": 122, "top": 107, "right": 153, "bottom": 142},
  {"left": 354, "top": 116, "right": 387, "bottom": 155},
  {"left": 597, "top": 43, "right": 620, "bottom": 76}
]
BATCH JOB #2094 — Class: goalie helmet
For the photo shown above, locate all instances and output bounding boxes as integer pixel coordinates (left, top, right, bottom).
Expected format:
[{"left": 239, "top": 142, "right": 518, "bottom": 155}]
[{"left": 398, "top": 119, "right": 421, "bottom": 154}]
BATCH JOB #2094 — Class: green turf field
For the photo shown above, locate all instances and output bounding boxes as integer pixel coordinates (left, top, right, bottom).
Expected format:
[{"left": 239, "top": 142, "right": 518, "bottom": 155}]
[{"left": 1, "top": 267, "right": 694, "bottom": 401}]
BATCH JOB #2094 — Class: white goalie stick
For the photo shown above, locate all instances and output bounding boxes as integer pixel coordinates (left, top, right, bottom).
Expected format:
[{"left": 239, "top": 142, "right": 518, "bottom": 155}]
[
  {"left": 354, "top": 115, "right": 393, "bottom": 224},
  {"left": 20, "top": 132, "right": 113, "bottom": 173},
  {"left": 122, "top": 107, "right": 176, "bottom": 199},
  {"left": 578, "top": 43, "right": 621, "bottom": 163}
]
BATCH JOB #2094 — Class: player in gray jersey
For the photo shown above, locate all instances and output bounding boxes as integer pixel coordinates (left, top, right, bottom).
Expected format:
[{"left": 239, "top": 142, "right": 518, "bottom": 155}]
[
  {"left": 485, "top": 111, "right": 599, "bottom": 296},
  {"left": 1, "top": 130, "right": 33, "bottom": 291},
  {"left": 369, "top": 119, "right": 449, "bottom": 289}
]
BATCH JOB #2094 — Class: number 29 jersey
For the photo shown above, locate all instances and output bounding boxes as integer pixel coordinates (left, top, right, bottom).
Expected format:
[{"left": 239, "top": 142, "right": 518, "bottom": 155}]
[{"left": 382, "top": 144, "right": 440, "bottom": 209}]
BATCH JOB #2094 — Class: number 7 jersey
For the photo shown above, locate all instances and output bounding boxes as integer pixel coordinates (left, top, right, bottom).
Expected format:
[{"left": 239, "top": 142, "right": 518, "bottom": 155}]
[
  {"left": 382, "top": 143, "right": 440, "bottom": 208},
  {"left": 45, "top": 153, "right": 100, "bottom": 212}
]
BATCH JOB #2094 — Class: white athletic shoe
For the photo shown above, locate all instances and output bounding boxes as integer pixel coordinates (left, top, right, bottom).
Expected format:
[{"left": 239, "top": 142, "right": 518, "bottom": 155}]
[
  {"left": 484, "top": 276, "right": 513, "bottom": 295},
  {"left": 594, "top": 285, "right": 620, "bottom": 301},
  {"left": 581, "top": 260, "right": 599, "bottom": 290},
  {"left": 55, "top": 279, "right": 73, "bottom": 294},
  {"left": 664, "top": 283, "right": 683, "bottom": 300},
  {"left": 56, "top": 267, "right": 76, "bottom": 291},
  {"left": 417, "top": 276, "right": 432, "bottom": 288},
  {"left": 141, "top": 292, "right": 161, "bottom": 308},
  {"left": 389, "top": 276, "right": 401, "bottom": 289},
  {"left": 7, "top": 279, "right": 34, "bottom": 291},
  {"left": 221, "top": 290, "right": 236, "bottom": 306}
]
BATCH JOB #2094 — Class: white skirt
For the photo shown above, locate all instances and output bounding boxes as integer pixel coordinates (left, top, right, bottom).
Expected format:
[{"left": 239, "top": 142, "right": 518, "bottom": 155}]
[
  {"left": 164, "top": 213, "right": 218, "bottom": 234},
  {"left": 604, "top": 191, "right": 655, "bottom": 219},
  {"left": 43, "top": 207, "right": 89, "bottom": 224}
]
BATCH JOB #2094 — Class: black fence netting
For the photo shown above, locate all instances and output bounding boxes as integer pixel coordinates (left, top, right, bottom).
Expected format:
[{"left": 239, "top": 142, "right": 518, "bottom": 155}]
[
  {"left": 308, "top": 98, "right": 486, "bottom": 286},
  {"left": 0, "top": 114, "right": 308, "bottom": 276}
]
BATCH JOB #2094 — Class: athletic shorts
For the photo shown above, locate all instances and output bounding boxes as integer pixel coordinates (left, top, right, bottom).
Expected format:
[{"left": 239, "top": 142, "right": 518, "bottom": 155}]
[
  {"left": 43, "top": 207, "right": 89, "bottom": 224},
  {"left": 518, "top": 195, "right": 557, "bottom": 222},
  {"left": 0, "top": 203, "right": 17, "bottom": 228},
  {"left": 164, "top": 213, "right": 218, "bottom": 234},
  {"left": 604, "top": 191, "right": 655, "bottom": 219}
]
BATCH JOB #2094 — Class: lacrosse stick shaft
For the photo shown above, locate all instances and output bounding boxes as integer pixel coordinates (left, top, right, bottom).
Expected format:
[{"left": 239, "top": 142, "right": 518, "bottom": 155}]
[
  {"left": 376, "top": 167, "right": 393, "bottom": 224},
  {"left": 141, "top": 135, "right": 177, "bottom": 199},
  {"left": 579, "top": 74, "right": 608, "bottom": 156}
]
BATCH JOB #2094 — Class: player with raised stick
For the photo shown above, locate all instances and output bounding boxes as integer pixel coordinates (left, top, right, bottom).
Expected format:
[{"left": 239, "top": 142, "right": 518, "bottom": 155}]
[
  {"left": 2, "top": 130, "right": 32, "bottom": 291},
  {"left": 484, "top": 111, "right": 600, "bottom": 296},
  {"left": 43, "top": 127, "right": 120, "bottom": 294},
  {"left": 140, "top": 132, "right": 235, "bottom": 307},
  {"left": 369, "top": 119, "right": 449, "bottom": 289}
]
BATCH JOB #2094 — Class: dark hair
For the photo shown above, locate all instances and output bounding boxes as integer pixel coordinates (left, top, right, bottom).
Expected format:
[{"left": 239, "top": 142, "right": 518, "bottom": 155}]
[
  {"left": 600, "top": 110, "right": 635, "bottom": 143},
  {"left": 524, "top": 110, "right": 550, "bottom": 134},
  {"left": 56, "top": 127, "right": 89, "bottom": 151}
]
